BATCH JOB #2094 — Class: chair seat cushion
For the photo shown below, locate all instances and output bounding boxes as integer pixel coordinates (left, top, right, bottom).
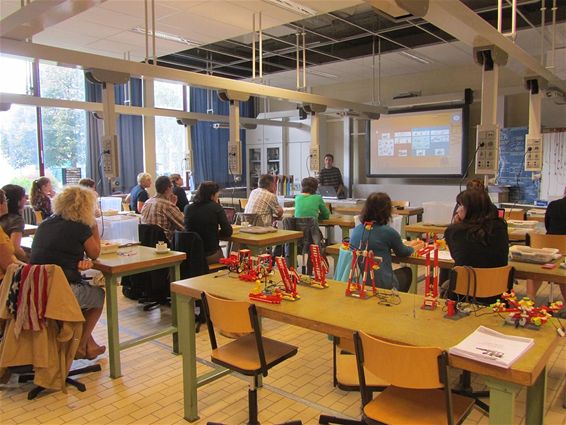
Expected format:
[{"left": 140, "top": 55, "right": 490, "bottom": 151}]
[
  {"left": 212, "top": 334, "right": 297, "bottom": 375},
  {"left": 363, "top": 386, "right": 474, "bottom": 425},
  {"left": 336, "top": 354, "right": 388, "bottom": 389}
]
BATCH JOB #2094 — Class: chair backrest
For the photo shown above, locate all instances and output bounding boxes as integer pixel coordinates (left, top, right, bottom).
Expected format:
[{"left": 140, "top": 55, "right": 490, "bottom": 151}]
[
  {"left": 282, "top": 217, "right": 321, "bottom": 254},
  {"left": 34, "top": 210, "right": 43, "bottom": 225},
  {"left": 527, "top": 233, "right": 566, "bottom": 253},
  {"left": 392, "top": 200, "right": 409, "bottom": 208},
  {"left": 22, "top": 205, "right": 36, "bottom": 225},
  {"left": 505, "top": 209, "right": 525, "bottom": 220},
  {"left": 202, "top": 292, "right": 254, "bottom": 335},
  {"left": 451, "top": 265, "right": 513, "bottom": 300},
  {"left": 355, "top": 331, "right": 444, "bottom": 390},
  {"left": 138, "top": 223, "right": 167, "bottom": 247},
  {"left": 173, "top": 231, "right": 209, "bottom": 278},
  {"left": 239, "top": 198, "right": 248, "bottom": 211},
  {"left": 223, "top": 207, "right": 237, "bottom": 224}
]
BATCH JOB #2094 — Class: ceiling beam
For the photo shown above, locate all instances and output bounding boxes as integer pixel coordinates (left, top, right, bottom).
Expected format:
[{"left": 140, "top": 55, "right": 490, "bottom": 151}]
[
  {"left": 366, "top": 0, "right": 565, "bottom": 91},
  {"left": 0, "top": 38, "right": 386, "bottom": 114},
  {"left": 0, "top": 0, "right": 106, "bottom": 40}
]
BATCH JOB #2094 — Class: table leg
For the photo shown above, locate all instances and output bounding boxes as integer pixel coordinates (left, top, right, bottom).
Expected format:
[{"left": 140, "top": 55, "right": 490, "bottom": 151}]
[
  {"left": 105, "top": 275, "right": 121, "bottom": 378},
  {"left": 483, "top": 376, "right": 521, "bottom": 425},
  {"left": 288, "top": 241, "right": 298, "bottom": 269},
  {"left": 171, "top": 264, "right": 181, "bottom": 354},
  {"left": 178, "top": 294, "right": 199, "bottom": 422},
  {"left": 525, "top": 367, "right": 547, "bottom": 425},
  {"left": 408, "top": 264, "right": 418, "bottom": 293}
]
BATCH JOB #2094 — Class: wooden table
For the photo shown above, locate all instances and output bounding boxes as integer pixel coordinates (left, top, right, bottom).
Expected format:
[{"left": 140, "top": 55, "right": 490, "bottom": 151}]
[
  {"left": 227, "top": 228, "right": 303, "bottom": 268},
  {"left": 319, "top": 215, "right": 355, "bottom": 241},
  {"left": 23, "top": 224, "right": 37, "bottom": 236},
  {"left": 93, "top": 245, "right": 186, "bottom": 378},
  {"left": 171, "top": 273, "right": 560, "bottom": 424},
  {"left": 405, "top": 223, "right": 532, "bottom": 242}
]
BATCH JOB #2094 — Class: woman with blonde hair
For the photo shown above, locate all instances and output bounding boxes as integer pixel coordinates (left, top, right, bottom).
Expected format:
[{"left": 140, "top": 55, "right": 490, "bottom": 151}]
[
  {"left": 126, "top": 172, "right": 152, "bottom": 213},
  {"left": 30, "top": 185, "right": 105, "bottom": 360},
  {"left": 30, "top": 176, "right": 54, "bottom": 220}
]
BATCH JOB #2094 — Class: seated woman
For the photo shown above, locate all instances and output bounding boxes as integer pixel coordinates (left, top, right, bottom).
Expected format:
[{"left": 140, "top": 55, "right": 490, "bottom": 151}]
[
  {"left": 30, "top": 177, "right": 54, "bottom": 220},
  {"left": 445, "top": 189, "right": 509, "bottom": 304},
  {"left": 294, "top": 177, "right": 330, "bottom": 221},
  {"left": 184, "top": 181, "right": 233, "bottom": 264},
  {"left": 30, "top": 186, "right": 105, "bottom": 360},
  {"left": 0, "top": 184, "right": 29, "bottom": 262},
  {"left": 349, "top": 192, "right": 423, "bottom": 290},
  {"left": 0, "top": 189, "right": 20, "bottom": 281}
]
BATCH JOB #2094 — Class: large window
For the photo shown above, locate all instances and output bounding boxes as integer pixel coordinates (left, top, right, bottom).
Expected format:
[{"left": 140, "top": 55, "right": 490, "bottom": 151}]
[{"left": 154, "top": 80, "right": 186, "bottom": 177}]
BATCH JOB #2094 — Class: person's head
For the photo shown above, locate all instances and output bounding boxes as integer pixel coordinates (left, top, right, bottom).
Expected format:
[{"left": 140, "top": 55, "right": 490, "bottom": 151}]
[
  {"left": 258, "top": 174, "right": 276, "bottom": 193},
  {"left": 455, "top": 189, "right": 496, "bottom": 223},
  {"left": 154, "top": 176, "right": 172, "bottom": 195},
  {"left": 30, "top": 177, "right": 52, "bottom": 201},
  {"left": 52, "top": 185, "right": 97, "bottom": 227},
  {"left": 301, "top": 177, "right": 319, "bottom": 195},
  {"left": 169, "top": 173, "right": 183, "bottom": 188},
  {"left": 466, "top": 179, "right": 485, "bottom": 191},
  {"left": 324, "top": 154, "right": 334, "bottom": 169},
  {"left": 79, "top": 178, "right": 96, "bottom": 190},
  {"left": 2, "top": 184, "right": 26, "bottom": 215},
  {"left": 0, "top": 189, "right": 7, "bottom": 216},
  {"left": 137, "top": 172, "right": 152, "bottom": 188},
  {"left": 193, "top": 181, "right": 220, "bottom": 204},
  {"left": 360, "top": 192, "right": 392, "bottom": 226}
]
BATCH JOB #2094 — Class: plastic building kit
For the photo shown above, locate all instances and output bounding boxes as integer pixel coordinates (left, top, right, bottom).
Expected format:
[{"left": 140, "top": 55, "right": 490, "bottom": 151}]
[
  {"left": 345, "top": 223, "right": 382, "bottom": 299},
  {"left": 417, "top": 233, "right": 440, "bottom": 311},
  {"left": 491, "top": 291, "right": 564, "bottom": 328},
  {"left": 274, "top": 257, "right": 301, "bottom": 301}
]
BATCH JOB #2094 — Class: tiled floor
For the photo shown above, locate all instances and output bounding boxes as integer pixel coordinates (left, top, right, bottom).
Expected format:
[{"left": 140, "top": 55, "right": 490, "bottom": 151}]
[{"left": 1, "top": 273, "right": 565, "bottom": 425}]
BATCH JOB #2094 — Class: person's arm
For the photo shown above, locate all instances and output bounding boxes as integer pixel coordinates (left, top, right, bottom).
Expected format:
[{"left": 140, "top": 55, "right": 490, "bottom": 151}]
[
  {"left": 9, "top": 231, "right": 28, "bottom": 262},
  {"left": 170, "top": 204, "right": 185, "bottom": 231},
  {"left": 318, "top": 197, "right": 331, "bottom": 220},
  {"left": 389, "top": 228, "right": 415, "bottom": 257},
  {"left": 124, "top": 193, "right": 131, "bottom": 203},
  {"left": 269, "top": 195, "right": 283, "bottom": 219},
  {"left": 137, "top": 190, "right": 149, "bottom": 214},
  {"left": 544, "top": 204, "right": 551, "bottom": 232},
  {"left": 217, "top": 206, "right": 233, "bottom": 238},
  {"left": 83, "top": 224, "right": 101, "bottom": 260}
]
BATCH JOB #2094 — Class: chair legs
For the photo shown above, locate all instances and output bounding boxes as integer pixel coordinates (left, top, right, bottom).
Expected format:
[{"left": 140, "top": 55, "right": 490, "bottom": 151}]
[
  {"left": 453, "top": 370, "right": 490, "bottom": 413},
  {"left": 248, "top": 387, "right": 259, "bottom": 425},
  {"left": 319, "top": 415, "right": 363, "bottom": 425}
]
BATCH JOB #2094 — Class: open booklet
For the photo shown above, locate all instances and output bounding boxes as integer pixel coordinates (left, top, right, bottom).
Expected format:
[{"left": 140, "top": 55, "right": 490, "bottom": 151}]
[{"left": 449, "top": 326, "right": 534, "bottom": 369}]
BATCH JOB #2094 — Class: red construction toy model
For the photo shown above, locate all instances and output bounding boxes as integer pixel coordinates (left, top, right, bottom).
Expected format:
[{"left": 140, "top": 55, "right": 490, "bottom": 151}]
[
  {"left": 239, "top": 253, "right": 273, "bottom": 282},
  {"left": 219, "top": 249, "right": 252, "bottom": 273},
  {"left": 417, "top": 233, "right": 440, "bottom": 311},
  {"left": 249, "top": 279, "right": 282, "bottom": 304},
  {"left": 491, "top": 291, "right": 563, "bottom": 328},
  {"left": 309, "top": 244, "right": 329, "bottom": 288},
  {"left": 345, "top": 223, "right": 381, "bottom": 299},
  {"left": 274, "top": 257, "right": 300, "bottom": 301}
]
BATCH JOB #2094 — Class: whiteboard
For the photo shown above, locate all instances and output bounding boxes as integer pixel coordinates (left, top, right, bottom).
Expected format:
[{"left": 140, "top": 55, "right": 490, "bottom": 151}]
[{"left": 540, "top": 132, "right": 566, "bottom": 200}]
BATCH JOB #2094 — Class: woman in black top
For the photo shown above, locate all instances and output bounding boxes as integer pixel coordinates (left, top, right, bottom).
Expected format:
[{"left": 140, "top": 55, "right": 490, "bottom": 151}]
[
  {"left": 184, "top": 181, "right": 232, "bottom": 264},
  {"left": 445, "top": 189, "right": 509, "bottom": 304}
]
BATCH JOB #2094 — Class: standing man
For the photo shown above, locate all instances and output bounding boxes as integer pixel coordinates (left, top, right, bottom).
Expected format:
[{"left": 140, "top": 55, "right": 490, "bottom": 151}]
[
  {"left": 169, "top": 173, "right": 189, "bottom": 212},
  {"left": 245, "top": 174, "right": 283, "bottom": 227},
  {"left": 141, "top": 176, "right": 184, "bottom": 243},
  {"left": 318, "top": 154, "right": 346, "bottom": 198},
  {"left": 126, "top": 172, "right": 152, "bottom": 213}
]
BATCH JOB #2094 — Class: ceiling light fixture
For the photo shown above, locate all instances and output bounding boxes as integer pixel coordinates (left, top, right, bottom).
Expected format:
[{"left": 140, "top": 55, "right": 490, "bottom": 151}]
[
  {"left": 263, "top": 0, "right": 317, "bottom": 17},
  {"left": 130, "top": 26, "right": 200, "bottom": 46},
  {"left": 399, "top": 51, "right": 431, "bottom": 64},
  {"left": 307, "top": 69, "right": 338, "bottom": 79}
]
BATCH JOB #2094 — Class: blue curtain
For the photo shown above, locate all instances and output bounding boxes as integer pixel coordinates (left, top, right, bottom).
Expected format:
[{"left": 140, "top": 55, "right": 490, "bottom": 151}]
[
  {"left": 85, "top": 78, "right": 143, "bottom": 195},
  {"left": 190, "top": 88, "right": 255, "bottom": 188}
]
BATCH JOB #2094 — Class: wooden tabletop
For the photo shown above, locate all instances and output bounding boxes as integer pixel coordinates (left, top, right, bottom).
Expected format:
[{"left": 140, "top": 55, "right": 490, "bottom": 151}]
[
  {"left": 333, "top": 206, "right": 423, "bottom": 217},
  {"left": 228, "top": 228, "right": 303, "bottom": 246},
  {"left": 93, "top": 245, "right": 186, "bottom": 275},
  {"left": 325, "top": 243, "right": 566, "bottom": 284},
  {"left": 319, "top": 215, "right": 355, "bottom": 228},
  {"left": 171, "top": 273, "right": 560, "bottom": 386},
  {"left": 405, "top": 223, "right": 533, "bottom": 241},
  {"left": 23, "top": 224, "right": 38, "bottom": 236}
]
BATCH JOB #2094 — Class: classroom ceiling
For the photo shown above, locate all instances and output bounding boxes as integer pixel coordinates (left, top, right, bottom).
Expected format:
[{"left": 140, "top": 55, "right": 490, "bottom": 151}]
[{"left": 1, "top": 0, "right": 565, "bottom": 89}]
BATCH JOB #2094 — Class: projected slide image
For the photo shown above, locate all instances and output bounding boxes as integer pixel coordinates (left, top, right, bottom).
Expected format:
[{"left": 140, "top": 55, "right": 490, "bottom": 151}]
[{"left": 378, "top": 138, "right": 394, "bottom": 156}]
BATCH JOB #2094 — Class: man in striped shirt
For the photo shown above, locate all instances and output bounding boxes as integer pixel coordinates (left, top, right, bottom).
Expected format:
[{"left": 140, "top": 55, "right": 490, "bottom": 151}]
[
  {"left": 141, "top": 176, "right": 184, "bottom": 243},
  {"left": 245, "top": 174, "right": 283, "bottom": 227},
  {"left": 318, "top": 154, "right": 345, "bottom": 198}
]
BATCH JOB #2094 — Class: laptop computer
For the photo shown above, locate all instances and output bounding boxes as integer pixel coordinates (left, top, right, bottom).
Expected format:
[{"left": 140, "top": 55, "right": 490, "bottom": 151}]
[{"left": 318, "top": 185, "right": 338, "bottom": 199}]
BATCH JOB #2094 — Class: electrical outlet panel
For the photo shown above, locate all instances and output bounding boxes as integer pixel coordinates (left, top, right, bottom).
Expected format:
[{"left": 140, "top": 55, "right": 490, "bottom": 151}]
[
  {"left": 309, "top": 146, "right": 320, "bottom": 172},
  {"left": 102, "top": 135, "right": 120, "bottom": 178},
  {"left": 525, "top": 136, "right": 542, "bottom": 171},
  {"left": 475, "top": 124, "right": 499, "bottom": 175},
  {"left": 228, "top": 142, "right": 242, "bottom": 175}
]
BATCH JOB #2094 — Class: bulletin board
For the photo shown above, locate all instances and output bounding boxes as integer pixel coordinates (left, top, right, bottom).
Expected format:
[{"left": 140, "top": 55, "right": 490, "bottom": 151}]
[{"left": 540, "top": 131, "right": 566, "bottom": 200}]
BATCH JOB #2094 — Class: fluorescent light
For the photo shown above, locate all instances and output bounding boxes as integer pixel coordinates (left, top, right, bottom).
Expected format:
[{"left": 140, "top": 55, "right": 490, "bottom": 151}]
[
  {"left": 307, "top": 69, "right": 338, "bottom": 79},
  {"left": 399, "top": 51, "right": 431, "bottom": 64},
  {"left": 130, "top": 26, "right": 200, "bottom": 46},
  {"left": 263, "top": 0, "right": 317, "bottom": 16}
]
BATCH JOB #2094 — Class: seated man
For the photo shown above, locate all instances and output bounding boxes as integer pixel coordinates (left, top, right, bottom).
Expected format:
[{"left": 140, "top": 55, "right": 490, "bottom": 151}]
[
  {"left": 141, "top": 176, "right": 184, "bottom": 243},
  {"left": 244, "top": 174, "right": 283, "bottom": 227}
]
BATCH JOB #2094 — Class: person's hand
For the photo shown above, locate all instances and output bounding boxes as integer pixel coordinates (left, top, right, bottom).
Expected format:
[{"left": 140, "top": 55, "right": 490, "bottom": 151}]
[
  {"left": 452, "top": 213, "right": 462, "bottom": 224},
  {"left": 407, "top": 239, "right": 425, "bottom": 251},
  {"left": 77, "top": 259, "right": 93, "bottom": 271},
  {"left": 169, "top": 194, "right": 178, "bottom": 205}
]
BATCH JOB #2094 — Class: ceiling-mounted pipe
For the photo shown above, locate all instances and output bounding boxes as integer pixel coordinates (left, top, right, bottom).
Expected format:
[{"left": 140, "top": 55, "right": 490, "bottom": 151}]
[
  {"left": 511, "top": 0, "right": 517, "bottom": 41},
  {"left": 144, "top": 0, "right": 149, "bottom": 63},
  {"left": 540, "top": 0, "right": 546, "bottom": 67},
  {"left": 259, "top": 12, "right": 263, "bottom": 80},
  {"left": 550, "top": 0, "right": 557, "bottom": 69},
  {"left": 296, "top": 32, "right": 300, "bottom": 89},
  {"left": 302, "top": 31, "right": 306, "bottom": 89},
  {"left": 252, "top": 14, "right": 256, "bottom": 80},
  {"left": 151, "top": 0, "right": 156, "bottom": 65}
]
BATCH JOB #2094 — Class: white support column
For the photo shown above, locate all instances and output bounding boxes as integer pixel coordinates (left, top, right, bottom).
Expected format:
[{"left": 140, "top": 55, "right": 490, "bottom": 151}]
[
  {"left": 309, "top": 113, "right": 320, "bottom": 173},
  {"left": 228, "top": 100, "right": 242, "bottom": 175},
  {"left": 524, "top": 77, "right": 546, "bottom": 172},
  {"left": 143, "top": 77, "right": 156, "bottom": 195}
]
